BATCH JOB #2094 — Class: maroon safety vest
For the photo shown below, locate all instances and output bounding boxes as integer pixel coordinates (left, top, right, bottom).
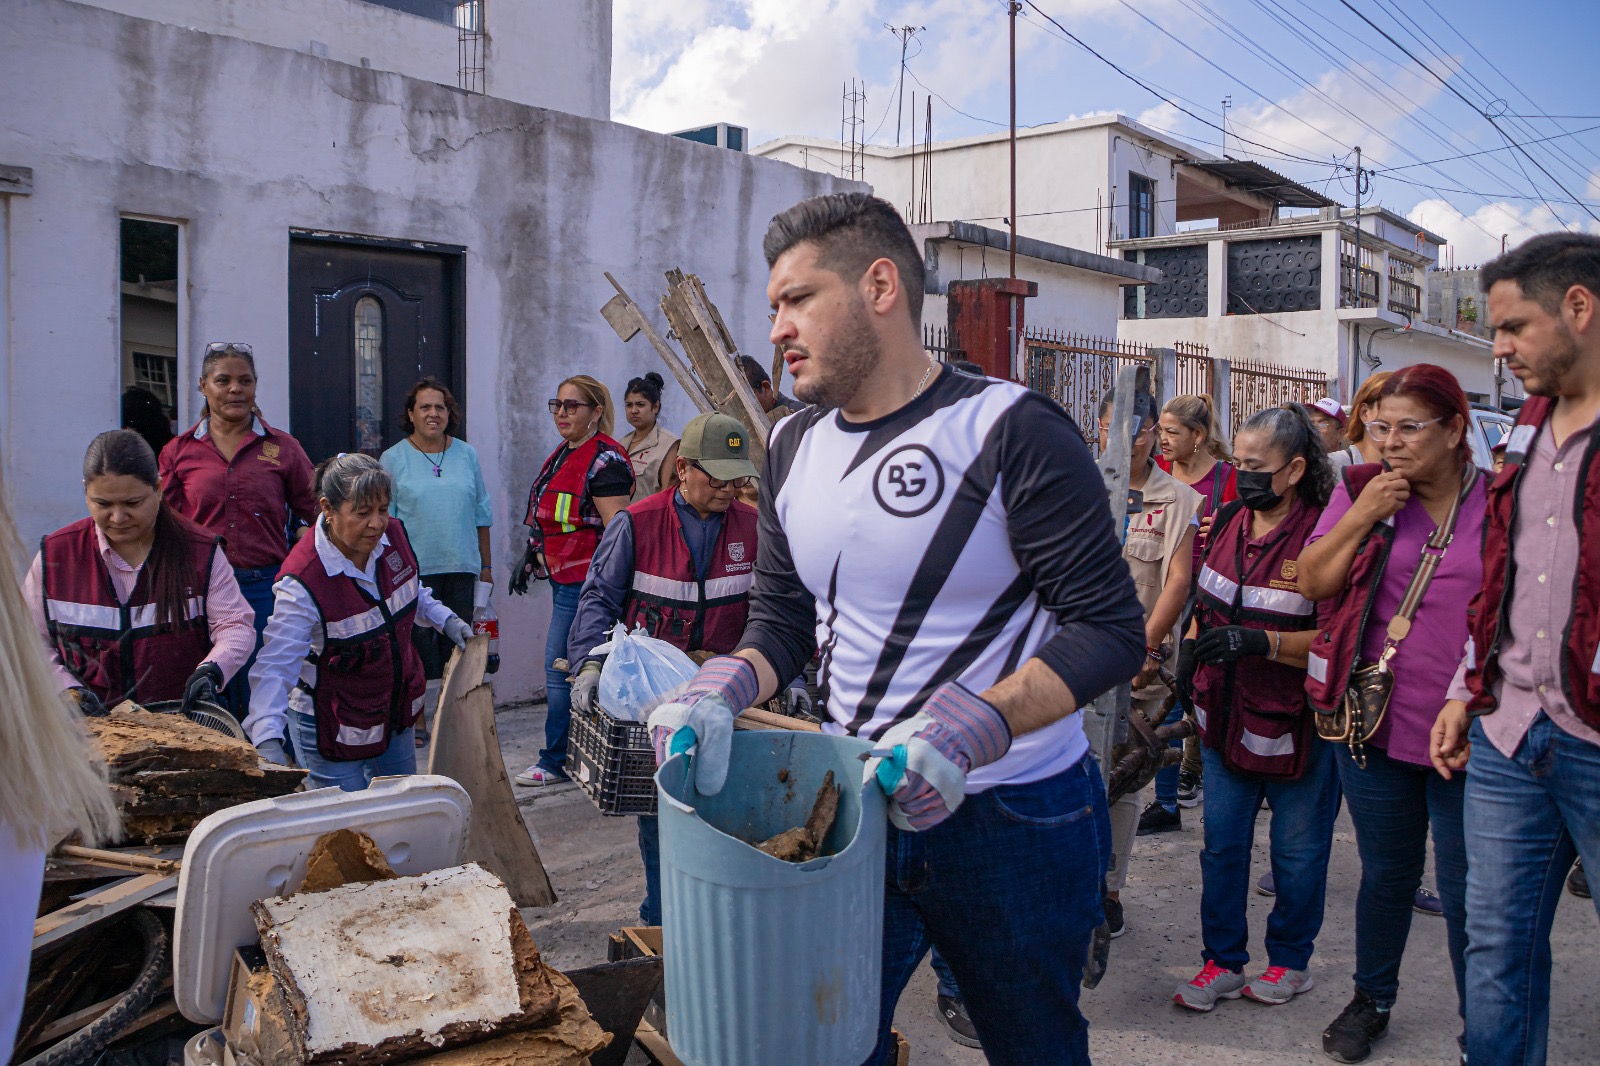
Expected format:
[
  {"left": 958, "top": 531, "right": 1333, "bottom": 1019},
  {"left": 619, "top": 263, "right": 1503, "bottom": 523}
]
[
  {"left": 40, "top": 517, "right": 218, "bottom": 705},
  {"left": 1466, "top": 394, "right": 1600, "bottom": 728},
  {"left": 1192, "top": 499, "right": 1323, "bottom": 779},
  {"left": 621, "top": 490, "right": 757, "bottom": 655},
  {"left": 279, "top": 518, "right": 426, "bottom": 760},
  {"left": 524, "top": 434, "right": 629, "bottom": 584},
  {"left": 1304, "top": 464, "right": 1395, "bottom": 715}
]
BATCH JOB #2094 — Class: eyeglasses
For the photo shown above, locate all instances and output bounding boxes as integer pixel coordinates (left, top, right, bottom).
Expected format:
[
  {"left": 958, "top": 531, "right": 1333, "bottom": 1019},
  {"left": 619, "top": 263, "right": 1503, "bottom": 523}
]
[
  {"left": 1364, "top": 417, "right": 1442, "bottom": 442},
  {"left": 688, "top": 460, "right": 753, "bottom": 490},
  {"left": 205, "top": 341, "right": 253, "bottom": 357},
  {"left": 548, "top": 399, "right": 596, "bottom": 415}
]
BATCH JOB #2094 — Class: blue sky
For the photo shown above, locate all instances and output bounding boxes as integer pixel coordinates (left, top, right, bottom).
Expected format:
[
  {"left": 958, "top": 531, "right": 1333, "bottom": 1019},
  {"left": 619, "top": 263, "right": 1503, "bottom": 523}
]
[{"left": 612, "top": 0, "right": 1600, "bottom": 264}]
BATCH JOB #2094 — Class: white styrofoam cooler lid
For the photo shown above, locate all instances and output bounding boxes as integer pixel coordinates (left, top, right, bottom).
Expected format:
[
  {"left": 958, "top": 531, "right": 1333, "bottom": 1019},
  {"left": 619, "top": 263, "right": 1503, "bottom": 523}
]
[{"left": 173, "top": 775, "right": 472, "bottom": 1024}]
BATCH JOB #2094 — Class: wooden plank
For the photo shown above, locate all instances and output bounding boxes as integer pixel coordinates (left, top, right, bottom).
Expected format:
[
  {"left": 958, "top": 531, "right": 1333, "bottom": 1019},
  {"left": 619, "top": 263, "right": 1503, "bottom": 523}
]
[
  {"left": 734, "top": 708, "right": 822, "bottom": 733},
  {"left": 603, "top": 273, "right": 714, "bottom": 415},
  {"left": 32, "top": 873, "right": 176, "bottom": 951},
  {"left": 25, "top": 977, "right": 173, "bottom": 1049},
  {"left": 429, "top": 684, "right": 558, "bottom": 907},
  {"left": 632, "top": 1020, "right": 687, "bottom": 1066},
  {"left": 434, "top": 635, "right": 488, "bottom": 722},
  {"left": 662, "top": 271, "right": 771, "bottom": 468}
]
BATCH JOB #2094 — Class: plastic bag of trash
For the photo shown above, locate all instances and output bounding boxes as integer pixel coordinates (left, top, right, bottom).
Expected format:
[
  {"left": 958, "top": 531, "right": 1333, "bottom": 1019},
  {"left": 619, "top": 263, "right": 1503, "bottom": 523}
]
[{"left": 589, "top": 623, "right": 698, "bottom": 721}]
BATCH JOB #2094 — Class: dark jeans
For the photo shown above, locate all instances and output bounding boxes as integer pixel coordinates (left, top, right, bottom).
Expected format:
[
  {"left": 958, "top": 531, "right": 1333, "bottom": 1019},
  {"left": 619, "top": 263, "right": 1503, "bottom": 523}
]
[
  {"left": 1153, "top": 699, "right": 1187, "bottom": 811},
  {"left": 226, "top": 567, "right": 277, "bottom": 721},
  {"left": 1464, "top": 714, "right": 1600, "bottom": 1066},
  {"left": 1334, "top": 741, "right": 1467, "bottom": 1014},
  {"left": 637, "top": 815, "right": 661, "bottom": 926},
  {"left": 860, "top": 754, "right": 1110, "bottom": 1066},
  {"left": 414, "top": 572, "right": 475, "bottom": 681},
  {"left": 537, "top": 578, "right": 583, "bottom": 774},
  {"left": 1200, "top": 740, "right": 1339, "bottom": 972}
]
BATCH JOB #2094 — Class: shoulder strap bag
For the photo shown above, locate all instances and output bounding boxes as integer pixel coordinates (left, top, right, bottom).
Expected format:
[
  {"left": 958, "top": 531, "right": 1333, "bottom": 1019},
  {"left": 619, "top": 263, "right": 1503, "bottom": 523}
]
[{"left": 1318, "top": 464, "right": 1478, "bottom": 766}]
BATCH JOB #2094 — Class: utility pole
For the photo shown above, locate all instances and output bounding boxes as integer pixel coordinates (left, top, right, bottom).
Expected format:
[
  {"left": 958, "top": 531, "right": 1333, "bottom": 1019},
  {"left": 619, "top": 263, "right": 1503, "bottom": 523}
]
[
  {"left": 1221, "top": 96, "right": 1232, "bottom": 156},
  {"left": 886, "top": 25, "right": 924, "bottom": 147},
  {"left": 1008, "top": 2, "right": 1019, "bottom": 280},
  {"left": 1352, "top": 145, "right": 1364, "bottom": 309}
]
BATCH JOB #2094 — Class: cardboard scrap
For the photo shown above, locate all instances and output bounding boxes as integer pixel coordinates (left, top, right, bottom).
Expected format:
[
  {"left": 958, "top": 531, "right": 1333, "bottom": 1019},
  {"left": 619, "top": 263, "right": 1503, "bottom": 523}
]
[
  {"left": 294, "top": 829, "right": 398, "bottom": 895},
  {"left": 251, "top": 862, "right": 560, "bottom": 1066}
]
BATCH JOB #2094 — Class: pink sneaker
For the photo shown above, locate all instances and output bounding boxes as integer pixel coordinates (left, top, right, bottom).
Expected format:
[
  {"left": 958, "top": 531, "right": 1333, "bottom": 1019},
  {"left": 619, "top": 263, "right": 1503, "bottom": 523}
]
[
  {"left": 1242, "top": 965, "right": 1314, "bottom": 1004},
  {"left": 1174, "top": 960, "right": 1247, "bottom": 1012}
]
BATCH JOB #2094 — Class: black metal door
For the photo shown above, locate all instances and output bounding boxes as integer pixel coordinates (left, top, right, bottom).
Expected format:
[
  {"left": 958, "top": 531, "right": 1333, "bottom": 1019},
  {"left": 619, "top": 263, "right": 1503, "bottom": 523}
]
[{"left": 288, "top": 237, "right": 463, "bottom": 463}]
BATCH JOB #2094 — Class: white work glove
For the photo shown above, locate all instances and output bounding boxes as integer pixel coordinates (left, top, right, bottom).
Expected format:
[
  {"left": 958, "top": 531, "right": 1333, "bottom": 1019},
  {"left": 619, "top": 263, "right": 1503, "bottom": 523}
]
[
  {"left": 864, "top": 682, "right": 1012, "bottom": 832},
  {"left": 646, "top": 656, "right": 759, "bottom": 797},
  {"left": 256, "top": 738, "right": 291, "bottom": 766},
  {"left": 570, "top": 660, "right": 602, "bottom": 715},
  {"left": 444, "top": 615, "right": 475, "bottom": 649}
]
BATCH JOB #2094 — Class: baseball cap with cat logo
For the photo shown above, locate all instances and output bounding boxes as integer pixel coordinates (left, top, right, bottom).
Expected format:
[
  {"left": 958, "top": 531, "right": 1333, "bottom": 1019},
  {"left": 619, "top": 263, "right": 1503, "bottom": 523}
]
[{"left": 679, "top": 413, "right": 760, "bottom": 483}]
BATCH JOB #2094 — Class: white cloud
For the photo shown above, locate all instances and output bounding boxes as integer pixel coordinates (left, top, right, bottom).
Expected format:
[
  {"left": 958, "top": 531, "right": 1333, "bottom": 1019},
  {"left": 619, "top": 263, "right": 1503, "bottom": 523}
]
[
  {"left": 1406, "top": 197, "right": 1581, "bottom": 267},
  {"left": 1135, "top": 100, "right": 1181, "bottom": 131},
  {"left": 1227, "top": 58, "right": 1449, "bottom": 164}
]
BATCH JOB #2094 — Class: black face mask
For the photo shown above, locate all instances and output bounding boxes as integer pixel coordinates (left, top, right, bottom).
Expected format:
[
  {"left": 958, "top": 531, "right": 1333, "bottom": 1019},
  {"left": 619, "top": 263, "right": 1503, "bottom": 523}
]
[{"left": 1236, "top": 465, "right": 1287, "bottom": 511}]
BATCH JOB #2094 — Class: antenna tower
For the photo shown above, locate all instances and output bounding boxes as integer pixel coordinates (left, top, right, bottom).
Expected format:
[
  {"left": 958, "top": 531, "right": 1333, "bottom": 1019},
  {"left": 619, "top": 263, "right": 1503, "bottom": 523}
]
[{"left": 841, "top": 79, "right": 866, "bottom": 181}]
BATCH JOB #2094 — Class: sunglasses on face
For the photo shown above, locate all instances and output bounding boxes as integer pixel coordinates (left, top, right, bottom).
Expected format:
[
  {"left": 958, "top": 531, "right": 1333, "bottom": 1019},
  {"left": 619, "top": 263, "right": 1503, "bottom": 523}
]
[
  {"left": 548, "top": 399, "right": 596, "bottom": 415},
  {"left": 688, "top": 460, "right": 752, "bottom": 490}
]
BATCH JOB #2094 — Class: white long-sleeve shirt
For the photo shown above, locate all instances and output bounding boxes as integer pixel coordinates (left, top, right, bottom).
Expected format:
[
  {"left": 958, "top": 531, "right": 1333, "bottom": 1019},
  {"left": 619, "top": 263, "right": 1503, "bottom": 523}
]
[{"left": 247, "top": 519, "right": 454, "bottom": 745}]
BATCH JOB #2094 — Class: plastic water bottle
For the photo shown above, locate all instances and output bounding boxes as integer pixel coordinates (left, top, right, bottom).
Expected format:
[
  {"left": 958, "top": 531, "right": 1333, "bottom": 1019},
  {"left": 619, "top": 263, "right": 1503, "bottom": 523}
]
[{"left": 473, "top": 580, "right": 500, "bottom": 675}]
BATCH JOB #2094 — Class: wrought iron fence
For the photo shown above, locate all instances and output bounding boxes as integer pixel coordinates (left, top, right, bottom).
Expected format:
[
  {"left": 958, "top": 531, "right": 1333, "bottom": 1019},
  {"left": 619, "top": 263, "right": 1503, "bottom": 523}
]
[
  {"left": 922, "top": 324, "right": 966, "bottom": 363},
  {"left": 1228, "top": 358, "right": 1330, "bottom": 431},
  {"left": 1022, "top": 330, "right": 1217, "bottom": 448}
]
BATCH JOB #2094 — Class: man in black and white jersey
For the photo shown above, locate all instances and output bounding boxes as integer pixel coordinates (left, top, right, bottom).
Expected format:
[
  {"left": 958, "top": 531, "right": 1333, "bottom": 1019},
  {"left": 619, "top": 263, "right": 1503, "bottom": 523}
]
[{"left": 648, "top": 193, "right": 1145, "bottom": 1065}]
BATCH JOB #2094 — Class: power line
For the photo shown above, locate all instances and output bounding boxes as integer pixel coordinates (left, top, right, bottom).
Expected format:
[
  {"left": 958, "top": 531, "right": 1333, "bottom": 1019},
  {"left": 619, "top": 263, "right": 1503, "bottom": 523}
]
[
  {"left": 1335, "top": 0, "right": 1599, "bottom": 224},
  {"left": 1374, "top": 124, "right": 1600, "bottom": 175}
]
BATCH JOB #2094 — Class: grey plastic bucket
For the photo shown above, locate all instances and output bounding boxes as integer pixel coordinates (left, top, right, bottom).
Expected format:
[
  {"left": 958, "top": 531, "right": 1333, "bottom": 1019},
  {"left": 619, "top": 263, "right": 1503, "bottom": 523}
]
[{"left": 656, "top": 730, "right": 888, "bottom": 1066}]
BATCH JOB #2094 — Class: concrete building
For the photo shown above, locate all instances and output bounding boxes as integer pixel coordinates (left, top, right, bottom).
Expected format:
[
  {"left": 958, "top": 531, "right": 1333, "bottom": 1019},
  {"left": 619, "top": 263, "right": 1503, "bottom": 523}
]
[
  {"left": 758, "top": 115, "right": 1500, "bottom": 403},
  {"left": 0, "top": 0, "right": 853, "bottom": 703}
]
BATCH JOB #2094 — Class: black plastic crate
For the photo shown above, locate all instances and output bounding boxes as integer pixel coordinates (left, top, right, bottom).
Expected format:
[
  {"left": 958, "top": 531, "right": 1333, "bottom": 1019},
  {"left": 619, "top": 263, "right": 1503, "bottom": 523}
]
[{"left": 569, "top": 706, "right": 658, "bottom": 816}]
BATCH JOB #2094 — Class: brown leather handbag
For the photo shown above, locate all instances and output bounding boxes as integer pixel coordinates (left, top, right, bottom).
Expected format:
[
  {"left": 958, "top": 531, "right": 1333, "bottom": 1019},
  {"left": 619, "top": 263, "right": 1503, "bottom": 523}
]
[{"left": 1317, "top": 466, "right": 1478, "bottom": 766}]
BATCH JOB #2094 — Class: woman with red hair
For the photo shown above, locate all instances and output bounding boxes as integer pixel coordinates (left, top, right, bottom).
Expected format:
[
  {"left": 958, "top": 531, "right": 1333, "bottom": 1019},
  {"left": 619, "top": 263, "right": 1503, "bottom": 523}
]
[{"left": 1297, "top": 364, "right": 1484, "bottom": 1062}]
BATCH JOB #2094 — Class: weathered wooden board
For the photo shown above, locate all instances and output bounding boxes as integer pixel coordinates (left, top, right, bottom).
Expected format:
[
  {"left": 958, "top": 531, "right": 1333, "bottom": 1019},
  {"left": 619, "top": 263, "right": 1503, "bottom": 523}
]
[
  {"left": 252, "top": 863, "right": 560, "bottom": 1065},
  {"left": 33, "top": 873, "right": 176, "bottom": 951},
  {"left": 435, "top": 635, "right": 489, "bottom": 721},
  {"left": 429, "top": 684, "right": 557, "bottom": 907}
]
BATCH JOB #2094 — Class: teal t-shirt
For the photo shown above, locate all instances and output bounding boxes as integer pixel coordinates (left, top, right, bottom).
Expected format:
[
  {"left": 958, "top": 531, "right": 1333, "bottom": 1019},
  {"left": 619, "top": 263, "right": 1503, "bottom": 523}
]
[{"left": 381, "top": 436, "right": 492, "bottom": 576}]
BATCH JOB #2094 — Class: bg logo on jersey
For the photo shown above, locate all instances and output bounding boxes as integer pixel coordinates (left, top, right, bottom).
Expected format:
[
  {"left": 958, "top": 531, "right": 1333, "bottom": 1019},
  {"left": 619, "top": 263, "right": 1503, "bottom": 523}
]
[{"left": 873, "top": 445, "right": 945, "bottom": 518}]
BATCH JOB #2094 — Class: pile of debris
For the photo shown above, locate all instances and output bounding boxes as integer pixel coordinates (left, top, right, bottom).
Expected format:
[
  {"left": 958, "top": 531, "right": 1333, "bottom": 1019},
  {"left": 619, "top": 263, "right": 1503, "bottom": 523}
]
[{"left": 87, "top": 707, "right": 306, "bottom": 843}]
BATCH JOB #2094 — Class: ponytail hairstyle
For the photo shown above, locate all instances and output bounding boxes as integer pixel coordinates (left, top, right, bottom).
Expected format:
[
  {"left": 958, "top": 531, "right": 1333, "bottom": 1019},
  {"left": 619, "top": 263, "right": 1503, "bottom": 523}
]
[
  {"left": 1237, "top": 404, "right": 1335, "bottom": 508},
  {"left": 625, "top": 371, "right": 665, "bottom": 408},
  {"left": 1345, "top": 371, "right": 1394, "bottom": 445},
  {"left": 82, "top": 430, "right": 197, "bottom": 630},
  {"left": 1162, "top": 393, "right": 1232, "bottom": 461},
  {"left": 560, "top": 374, "right": 615, "bottom": 438}
]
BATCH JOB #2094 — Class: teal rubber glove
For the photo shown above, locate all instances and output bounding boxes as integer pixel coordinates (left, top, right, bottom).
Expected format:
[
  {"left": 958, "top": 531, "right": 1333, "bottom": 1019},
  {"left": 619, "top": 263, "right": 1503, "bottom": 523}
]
[
  {"left": 647, "top": 656, "right": 759, "bottom": 796},
  {"left": 863, "top": 681, "right": 1012, "bottom": 831}
]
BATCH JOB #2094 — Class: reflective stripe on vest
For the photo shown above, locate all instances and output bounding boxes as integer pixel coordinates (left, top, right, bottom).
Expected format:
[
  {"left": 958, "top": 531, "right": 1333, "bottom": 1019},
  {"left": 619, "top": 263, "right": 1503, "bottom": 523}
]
[
  {"left": 1240, "top": 726, "right": 1296, "bottom": 758},
  {"left": 1198, "top": 564, "right": 1314, "bottom": 618}
]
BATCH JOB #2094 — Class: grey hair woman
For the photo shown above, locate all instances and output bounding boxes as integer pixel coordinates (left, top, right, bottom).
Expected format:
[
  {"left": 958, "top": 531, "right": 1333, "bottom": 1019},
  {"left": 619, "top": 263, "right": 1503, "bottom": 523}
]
[{"left": 245, "top": 452, "right": 474, "bottom": 792}]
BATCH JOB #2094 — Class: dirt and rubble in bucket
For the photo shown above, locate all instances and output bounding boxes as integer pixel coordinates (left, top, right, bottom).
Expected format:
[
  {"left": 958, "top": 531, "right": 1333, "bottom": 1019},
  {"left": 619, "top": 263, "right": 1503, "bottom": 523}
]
[{"left": 751, "top": 770, "right": 841, "bottom": 863}]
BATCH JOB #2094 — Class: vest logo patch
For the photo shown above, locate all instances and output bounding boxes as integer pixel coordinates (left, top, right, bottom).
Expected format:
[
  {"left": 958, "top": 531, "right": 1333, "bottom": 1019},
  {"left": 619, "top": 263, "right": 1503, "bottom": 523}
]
[
  {"left": 873, "top": 445, "right": 945, "bottom": 518},
  {"left": 1281, "top": 559, "right": 1298, "bottom": 581},
  {"left": 386, "top": 553, "right": 403, "bottom": 573},
  {"left": 728, "top": 541, "right": 746, "bottom": 563}
]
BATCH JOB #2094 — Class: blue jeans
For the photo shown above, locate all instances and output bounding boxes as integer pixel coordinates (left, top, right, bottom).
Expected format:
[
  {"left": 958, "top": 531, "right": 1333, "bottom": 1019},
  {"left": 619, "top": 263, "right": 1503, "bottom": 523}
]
[
  {"left": 290, "top": 710, "right": 416, "bottom": 791},
  {"left": 860, "top": 755, "right": 1110, "bottom": 1066},
  {"left": 1199, "top": 740, "right": 1339, "bottom": 972},
  {"left": 537, "top": 578, "right": 583, "bottom": 775},
  {"left": 1334, "top": 742, "right": 1467, "bottom": 1014},
  {"left": 1153, "top": 699, "right": 1188, "bottom": 811},
  {"left": 226, "top": 568, "right": 278, "bottom": 720},
  {"left": 1464, "top": 714, "right": 1600, "bottom": 1066},
  {"left": 637, "top": 815, "right": 661, "bottom": 926}
]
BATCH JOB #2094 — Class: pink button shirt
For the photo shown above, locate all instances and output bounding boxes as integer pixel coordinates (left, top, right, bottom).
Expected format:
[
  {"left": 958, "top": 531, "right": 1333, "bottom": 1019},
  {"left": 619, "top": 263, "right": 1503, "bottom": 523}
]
[
  {"left": 1449, "top": 416, "right": 1600, "bottom": 756},
  {"left": 25, "top": 524, "right": 257, "bottom": 693}
]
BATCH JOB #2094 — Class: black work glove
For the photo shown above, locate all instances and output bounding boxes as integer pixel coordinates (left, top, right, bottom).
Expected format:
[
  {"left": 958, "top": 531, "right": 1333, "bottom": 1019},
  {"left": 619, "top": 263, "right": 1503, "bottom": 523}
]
[
  {"left": 509, "top": 539, "right": 540, "bottom": 596},
  {"left": 69, "top": 687, "right": 109, "bottom": 718},
  {"left": 1194, "top": 626, "right": 1271, "bottom": 665},
  {"left": 1175, "top": 638, "right": 1197, "bottom": 702},
  {"left": 181, "top": 661, "right": 225, "bottom": 713}
]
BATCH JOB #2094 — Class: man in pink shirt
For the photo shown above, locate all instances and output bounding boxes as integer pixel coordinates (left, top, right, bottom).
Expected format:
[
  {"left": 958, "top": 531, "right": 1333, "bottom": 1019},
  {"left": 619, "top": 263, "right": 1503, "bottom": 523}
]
[{"left": 1432, "top": 233, "right": 1600, "bottom": 1066}]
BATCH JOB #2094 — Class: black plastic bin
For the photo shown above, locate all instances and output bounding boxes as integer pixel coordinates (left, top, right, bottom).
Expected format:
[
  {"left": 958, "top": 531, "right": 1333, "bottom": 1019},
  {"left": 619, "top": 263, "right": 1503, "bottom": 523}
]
[{"left": 570, "top": 706, "right": 658, "bottom": 816}]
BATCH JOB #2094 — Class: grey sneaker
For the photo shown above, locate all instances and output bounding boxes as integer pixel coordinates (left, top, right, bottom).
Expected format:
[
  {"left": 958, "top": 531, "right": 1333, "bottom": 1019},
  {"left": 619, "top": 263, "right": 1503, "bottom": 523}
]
[
  {"left": 1243, "top": 965, "right": 1314, "bottom": 1004},
  {"left": 1177, "top": 767, "right": 1203, "bottom": 808},
  {"left": 1174, "top": 960, "right": 1247, "bottom": 1011}
]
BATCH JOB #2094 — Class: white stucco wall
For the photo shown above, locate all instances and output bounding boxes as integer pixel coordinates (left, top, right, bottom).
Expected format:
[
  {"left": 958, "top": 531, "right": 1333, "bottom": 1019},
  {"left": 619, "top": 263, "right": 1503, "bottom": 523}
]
[
  {"left": 0, "top": 0, "right": 850, "bottom": 702},
  {"left": 73, "top": 0, "right": 612, "bottom": 119}
]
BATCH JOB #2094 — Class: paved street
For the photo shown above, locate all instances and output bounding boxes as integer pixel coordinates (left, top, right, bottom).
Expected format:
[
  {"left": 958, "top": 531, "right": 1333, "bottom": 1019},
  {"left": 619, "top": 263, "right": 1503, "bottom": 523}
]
[{"left": 496, "top": 701, "right": 1599, "bottom": 1065}]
